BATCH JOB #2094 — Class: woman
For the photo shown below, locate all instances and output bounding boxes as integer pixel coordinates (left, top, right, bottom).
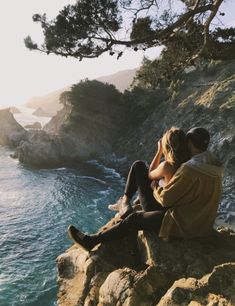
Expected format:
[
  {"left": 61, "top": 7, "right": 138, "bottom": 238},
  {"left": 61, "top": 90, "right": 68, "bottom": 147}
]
[
  {"left": 108, "top": 126, "right": 189, "bottom": 217},
  {"left": 68, "top": 127, "right": 189, "bottom": 251}
]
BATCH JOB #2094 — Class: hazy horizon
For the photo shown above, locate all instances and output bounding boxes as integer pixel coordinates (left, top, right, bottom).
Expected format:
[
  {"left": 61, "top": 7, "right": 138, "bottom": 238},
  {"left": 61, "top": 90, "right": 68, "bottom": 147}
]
[{"left": 0, "top": 0, "right": 234, "bottom": 108}]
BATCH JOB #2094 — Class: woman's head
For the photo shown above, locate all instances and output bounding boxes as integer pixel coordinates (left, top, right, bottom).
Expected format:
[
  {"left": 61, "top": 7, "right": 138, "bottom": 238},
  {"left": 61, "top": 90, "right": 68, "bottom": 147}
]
[{"left": 161, "top": 127, "right": 189, "bottom": 165}]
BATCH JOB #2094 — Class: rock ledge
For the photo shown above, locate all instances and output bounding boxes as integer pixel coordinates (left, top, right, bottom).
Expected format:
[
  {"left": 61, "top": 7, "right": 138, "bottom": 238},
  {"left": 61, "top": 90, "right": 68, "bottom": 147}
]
[{"left": 57, "top": 218, "right": 235, "bottom": 306}]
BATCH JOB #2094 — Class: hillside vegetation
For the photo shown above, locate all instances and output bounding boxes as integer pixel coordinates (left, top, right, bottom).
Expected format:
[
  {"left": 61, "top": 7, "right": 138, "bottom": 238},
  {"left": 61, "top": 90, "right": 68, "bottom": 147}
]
[{"left": 24, "top": 69, "right": 136, "bottom": 115}]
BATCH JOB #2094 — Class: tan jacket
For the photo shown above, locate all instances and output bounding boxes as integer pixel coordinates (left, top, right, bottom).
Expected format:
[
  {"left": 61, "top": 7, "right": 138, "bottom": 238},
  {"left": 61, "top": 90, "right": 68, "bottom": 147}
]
[{"left": 153, "top": 151, "right": 223, "bottom": 239}]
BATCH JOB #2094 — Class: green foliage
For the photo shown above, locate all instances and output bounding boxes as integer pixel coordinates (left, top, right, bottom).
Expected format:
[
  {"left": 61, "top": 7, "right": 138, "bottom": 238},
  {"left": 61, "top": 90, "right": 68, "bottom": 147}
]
[
  {"left": 133, "top": 21, "right": 206, "bottom": 89},
  {"left": 130, "top": 17, "right": 155, "bottom": 41},
  {"left": 61, "top": 79, "right": 122, "bottom": 118},
  {"left": 133, "top": 57, "right": 165, "bottom": 89},
  {"left": 27, "top": 0, "right": 121, "bottom": 59},
  {"left": 24, "top": 36, "right": 38, "bottom": 50},
  {"left": 212, "top": 27, "right": 235, "bottom": 43},
  {"left": 25, "top": 0, "right": 235, "bottom": 63},
  {"left": 121, "top": 87, "right": 161, "bottom": 127}
]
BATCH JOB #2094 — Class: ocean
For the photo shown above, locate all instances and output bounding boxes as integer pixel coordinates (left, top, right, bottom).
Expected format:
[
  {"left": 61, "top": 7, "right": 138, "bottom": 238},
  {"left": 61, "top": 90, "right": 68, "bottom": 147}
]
[{"left": 0, "top": 108, "right": 124, "bottom": 306}]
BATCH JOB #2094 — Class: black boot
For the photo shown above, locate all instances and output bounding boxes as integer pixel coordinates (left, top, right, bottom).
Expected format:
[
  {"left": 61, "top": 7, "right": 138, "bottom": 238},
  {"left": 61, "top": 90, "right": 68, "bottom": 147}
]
[{"left": 68, "top": 225, "right": 97, "bottom": 251}]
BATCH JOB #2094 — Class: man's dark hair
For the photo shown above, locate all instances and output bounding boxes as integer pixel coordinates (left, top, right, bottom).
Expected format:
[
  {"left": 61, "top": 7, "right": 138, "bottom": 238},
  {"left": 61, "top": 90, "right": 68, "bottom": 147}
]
[{"left": 186, "top": 127, "right": 210, "bottom": 151}]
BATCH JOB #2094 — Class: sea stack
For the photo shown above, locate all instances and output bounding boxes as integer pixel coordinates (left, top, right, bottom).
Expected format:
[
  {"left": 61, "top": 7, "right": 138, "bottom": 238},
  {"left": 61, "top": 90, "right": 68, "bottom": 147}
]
[{"left": 0, "top": 108, "right": 28, "bottom": 147}]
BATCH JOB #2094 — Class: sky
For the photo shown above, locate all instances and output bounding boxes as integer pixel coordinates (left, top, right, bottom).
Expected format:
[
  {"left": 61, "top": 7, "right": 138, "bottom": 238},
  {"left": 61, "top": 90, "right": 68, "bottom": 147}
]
[{"left": 0, "top": 0, "right": 234, "bottom": 107}]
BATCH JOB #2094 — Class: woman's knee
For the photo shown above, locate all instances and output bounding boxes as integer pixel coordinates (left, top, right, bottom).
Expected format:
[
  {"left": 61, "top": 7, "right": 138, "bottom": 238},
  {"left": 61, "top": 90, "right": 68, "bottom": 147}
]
[
  {"left": 123, "top": 211, "right": 143, "bottom": 229},
  {"left": 131, "top": 160, "right": 147, "bottom": 172}
]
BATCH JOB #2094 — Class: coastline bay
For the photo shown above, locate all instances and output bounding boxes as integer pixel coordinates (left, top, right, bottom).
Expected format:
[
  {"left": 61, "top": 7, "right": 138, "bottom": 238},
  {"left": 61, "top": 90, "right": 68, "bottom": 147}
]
[{"left": 0, "top": 110, "right": 124, "bottom": 306}]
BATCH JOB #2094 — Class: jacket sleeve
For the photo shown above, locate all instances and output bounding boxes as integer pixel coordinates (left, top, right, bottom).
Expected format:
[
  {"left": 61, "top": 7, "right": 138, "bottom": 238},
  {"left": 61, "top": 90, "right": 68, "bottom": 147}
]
[{"left": 154, "top": 165, "right": 195, "bottom": 207}]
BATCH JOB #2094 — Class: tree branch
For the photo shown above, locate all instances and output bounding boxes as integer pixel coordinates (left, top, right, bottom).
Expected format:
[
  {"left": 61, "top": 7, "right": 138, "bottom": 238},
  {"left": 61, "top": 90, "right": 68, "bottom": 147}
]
[{"left": 203, "top": 0, "right": 223, "bottom": 47}]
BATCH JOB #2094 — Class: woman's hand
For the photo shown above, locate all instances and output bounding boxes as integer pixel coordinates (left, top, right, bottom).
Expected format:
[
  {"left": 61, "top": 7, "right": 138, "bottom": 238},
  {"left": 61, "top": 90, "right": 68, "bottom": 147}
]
[
  {"left": 149, "top": 138, "right": 163, "bottom": 175},
  {"left": 157, "top": 138, "right": 163, "bottom": 154},
  {"left": 151, "top": 180, "right": 158, "bottom": 190}
]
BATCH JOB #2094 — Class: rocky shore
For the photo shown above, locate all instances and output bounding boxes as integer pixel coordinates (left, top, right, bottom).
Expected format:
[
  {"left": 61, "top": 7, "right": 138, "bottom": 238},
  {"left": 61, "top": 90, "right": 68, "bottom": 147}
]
[
  {"left": 57, "top": 216, "right": 235, "bottom": 305},
  {"left": 0, "top": 106, "right": 115, "bottom": 167},
  {"left": 0, "top": 108, "right": 28, "bottom": 147}
]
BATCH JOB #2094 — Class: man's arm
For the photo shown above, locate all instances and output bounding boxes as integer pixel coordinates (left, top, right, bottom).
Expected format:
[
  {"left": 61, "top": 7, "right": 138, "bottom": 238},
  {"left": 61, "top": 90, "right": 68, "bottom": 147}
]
[{"left": 154, "top": 165, "right": 195, "bottom": 207}]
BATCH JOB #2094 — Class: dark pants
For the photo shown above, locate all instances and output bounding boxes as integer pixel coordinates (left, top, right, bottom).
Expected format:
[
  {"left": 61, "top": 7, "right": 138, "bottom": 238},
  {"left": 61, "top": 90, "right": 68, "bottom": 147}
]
[
  {"left": 124, "top": 160, "right": 166, "bottom": 212},
  {"left": 93, "top": 161, "right": 167, "bottom": 243}
]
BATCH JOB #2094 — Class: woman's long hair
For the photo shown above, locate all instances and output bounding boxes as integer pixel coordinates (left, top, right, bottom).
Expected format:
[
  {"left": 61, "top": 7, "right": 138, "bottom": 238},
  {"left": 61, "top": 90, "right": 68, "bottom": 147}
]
[{"left": 162, "top": 127, "right": 190, "bottom": 168}]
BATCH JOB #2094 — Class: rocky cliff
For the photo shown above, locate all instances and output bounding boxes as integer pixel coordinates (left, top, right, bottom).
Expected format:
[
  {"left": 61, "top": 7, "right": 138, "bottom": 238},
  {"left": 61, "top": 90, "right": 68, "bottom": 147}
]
[
  {"left": 55, "top": 60, "right": 235, "bottom": 305},
  {"left": 15, "top": 105, "right": 119, "bottom": 166},
  {"left": 2, "top": 60, "right": 235, "bottom": 305},
  {"left": 57, "top": 215, "right": 235, "bottom": 306},
  {"left": 15, "top": 61, "right": 235, "bottom": 173},
  {"left": 0, "top": 108, "right": 28, "bottom": 147},
  {"left": 114, "top": 59, "right": 235, "bottom": 219},
  {"left": 10, "top": 60, "right": 235, "bottom": 213}
]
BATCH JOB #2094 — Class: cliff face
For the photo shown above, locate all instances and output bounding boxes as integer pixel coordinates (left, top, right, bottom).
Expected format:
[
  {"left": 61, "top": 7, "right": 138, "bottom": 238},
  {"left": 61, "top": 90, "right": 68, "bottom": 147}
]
[
  {"left": 57, "top": 216, "right": 235, "bottom": 306},
  {"left": 114, "top": 59, "right": 235, "bottom": 216},
  {"left": 16, "top": 60, "right": 235, "bottom": 172},
  {"left": 0, "top": 108, "right": 28, "bottom": 147},
  {"left": 115, "top": 60, "right": 235, "bottom": 176},
  {"left": 54, "top": 60, "right": 235, "bottom": 305},
  {"left": 16, "top": 104, "right": 119, "bottom": 166},
  {"left": 13, "top": 60, "right": 235, "bottom": 210}
]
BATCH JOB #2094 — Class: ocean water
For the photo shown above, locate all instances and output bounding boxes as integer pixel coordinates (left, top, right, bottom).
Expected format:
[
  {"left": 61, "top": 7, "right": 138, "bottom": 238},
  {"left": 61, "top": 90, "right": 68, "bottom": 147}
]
[{"left": 0, "top": 109, "right": 124, "bottom": 306}]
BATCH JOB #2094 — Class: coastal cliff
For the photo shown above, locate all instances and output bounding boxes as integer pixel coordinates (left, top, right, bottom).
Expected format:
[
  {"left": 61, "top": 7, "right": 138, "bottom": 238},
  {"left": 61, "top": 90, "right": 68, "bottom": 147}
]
[
  {"left": 57, "top": 216, "right": 235, "bottom": 305},
  {"left": 14, "top": 60, "right": 235, "bottom": 172},
  {"left": 12, "top": 60, "right": 235, "bottom": 175},
  {"left": 3, "top": 59, "right": 234, "bottom": 220},
  {"left": 55, "top": 60, "right": 235, "bottom": 305},
  {"left": 0, "top": 108, "right": 28, "bottom": 147},
  {"left": 16, "top": 105, "right": 117, "bottom": 166},
  {"left": 1, "top": 60, "right": 235, "bottom": 305}
]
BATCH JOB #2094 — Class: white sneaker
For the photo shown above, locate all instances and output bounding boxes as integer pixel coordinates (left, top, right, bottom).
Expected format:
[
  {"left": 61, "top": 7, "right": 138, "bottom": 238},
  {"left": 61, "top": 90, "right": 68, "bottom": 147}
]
[{"left": 108, "top": 197, "right": 123, "bottom": 212}]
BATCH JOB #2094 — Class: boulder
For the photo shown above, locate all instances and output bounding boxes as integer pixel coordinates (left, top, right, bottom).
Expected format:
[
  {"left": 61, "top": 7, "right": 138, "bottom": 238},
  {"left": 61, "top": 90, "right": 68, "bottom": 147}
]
[
  {"left": 16, "top": 130, "right": 64, "bottom": 166},
  {"left": 15, "top": 106, "right": 114, "bottom": 166},
  {"left": 57, "top": 218, "right": 235, "bottom": 306},
  {"left": 158, "top": 263, "right": 235, "bottom": 306},
  {"left": 15, "top": 128, "right": 112, "bottom": 167},
  {"left": 0, "top": 108, "right": 28, "bottom": 147}
]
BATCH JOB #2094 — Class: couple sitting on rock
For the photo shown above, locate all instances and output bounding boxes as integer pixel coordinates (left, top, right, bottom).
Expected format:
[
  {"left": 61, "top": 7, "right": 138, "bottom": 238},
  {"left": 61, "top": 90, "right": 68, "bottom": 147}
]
[{"left": 68, "top": 126, "right": 223, "bottom": 251}]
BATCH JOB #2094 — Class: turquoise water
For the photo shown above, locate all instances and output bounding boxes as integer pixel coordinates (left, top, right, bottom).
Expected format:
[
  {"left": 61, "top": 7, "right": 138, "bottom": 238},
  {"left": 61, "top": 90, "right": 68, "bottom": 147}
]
[{"left": 0, "top": 146, "right": 124, "bottom": 306}]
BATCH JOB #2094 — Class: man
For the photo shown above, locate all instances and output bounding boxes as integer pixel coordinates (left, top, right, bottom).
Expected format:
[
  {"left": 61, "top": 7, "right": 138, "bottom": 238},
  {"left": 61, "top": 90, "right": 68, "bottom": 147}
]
[
  {"left": 68, "top": 127, "right": 223, "bottom": 250},
  {"left": 155, "top": 127, "right": 223, "bottom": 239}
]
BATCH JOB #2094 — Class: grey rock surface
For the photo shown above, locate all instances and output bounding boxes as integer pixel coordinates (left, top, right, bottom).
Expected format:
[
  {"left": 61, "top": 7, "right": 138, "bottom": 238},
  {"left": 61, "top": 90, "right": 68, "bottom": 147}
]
[
  {"left": 57, "top": 217, "right": 235, "bottom": 306},
  {"left": 0, "top": 108, "right": 28, "bottom": 147}
]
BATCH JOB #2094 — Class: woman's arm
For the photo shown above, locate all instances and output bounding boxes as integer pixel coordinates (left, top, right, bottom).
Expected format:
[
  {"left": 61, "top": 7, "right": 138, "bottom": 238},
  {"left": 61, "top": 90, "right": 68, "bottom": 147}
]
[
  {"left": 148, "top": 139, "right": 163, "bottom": 179},
  {"left": 149, "top": 161, "right": 167, "bottom": 181}
]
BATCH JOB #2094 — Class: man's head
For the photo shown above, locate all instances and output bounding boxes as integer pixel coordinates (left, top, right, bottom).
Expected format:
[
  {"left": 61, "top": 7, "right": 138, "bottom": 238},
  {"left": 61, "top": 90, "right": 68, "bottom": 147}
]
[{"left": 186, "top": 127, "right": 210, "bottom": 155}]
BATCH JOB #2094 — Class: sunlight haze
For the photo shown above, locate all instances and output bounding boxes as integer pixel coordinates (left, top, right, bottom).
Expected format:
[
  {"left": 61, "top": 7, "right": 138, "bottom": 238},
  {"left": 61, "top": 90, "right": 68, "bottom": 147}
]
[{"left": 0, "top": 0, "right": 234, "bottom": 107}]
